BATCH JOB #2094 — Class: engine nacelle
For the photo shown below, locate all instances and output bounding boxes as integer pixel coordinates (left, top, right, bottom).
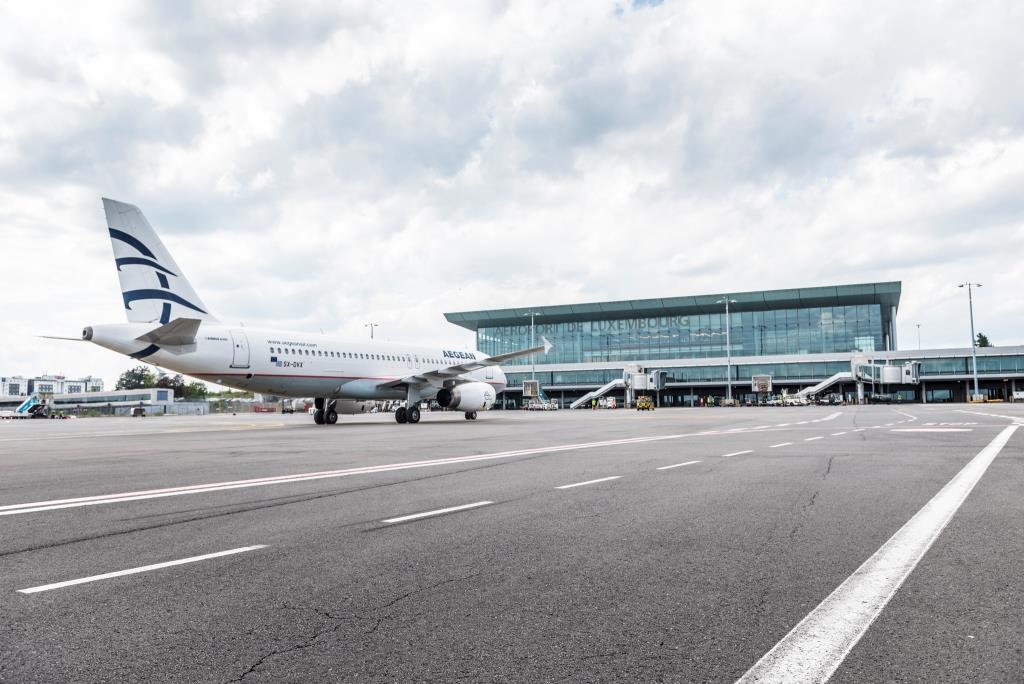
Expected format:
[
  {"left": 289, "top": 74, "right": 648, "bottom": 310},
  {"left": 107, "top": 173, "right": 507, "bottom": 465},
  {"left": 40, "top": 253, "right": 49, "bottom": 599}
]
[{"left": 436, "top": 382, "right": 496, "bottom": 412}]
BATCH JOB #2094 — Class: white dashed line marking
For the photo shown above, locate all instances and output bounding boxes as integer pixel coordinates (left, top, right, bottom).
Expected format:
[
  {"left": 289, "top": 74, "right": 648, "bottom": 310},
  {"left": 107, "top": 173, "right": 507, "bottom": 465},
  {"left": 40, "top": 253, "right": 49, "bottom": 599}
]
[
  {"left": 555, "top": 476, "right": 622, "bottom": 490},
  {"left": 832, "top": 432, "right": 847, "bottom": 436},
  {"left": 737, "top": 425, "right": 1019, "bottom": 683},
  {"left": 804, "top": 436, "right": 823, "bottom": 441},
  {"left": 17, "top": 546, "right": 267, "bottom": 594},
  {"left": 722, "top": 450, "right": 753, "bottom": 458},
  {"left": 382, "top": 501, "right": 493, "bottom": 524},
  {"left": 891, "top": 428, "right": 973, "bottom": 433},
  {"left": 769, "top": 442, "right": 792, "bottom": 448},
  {"left": 0, "top": 432, "right": 714, "bottom": 517},
  {"left": 656, "top": 460, "right": 701, "bottom": 471}
]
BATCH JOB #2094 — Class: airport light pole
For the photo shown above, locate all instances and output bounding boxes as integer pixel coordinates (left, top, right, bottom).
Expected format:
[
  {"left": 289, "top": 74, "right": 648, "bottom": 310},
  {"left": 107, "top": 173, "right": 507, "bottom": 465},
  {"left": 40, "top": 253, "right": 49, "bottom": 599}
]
[
  {"left": 717, "top": 297, "right": 737, "bottom": 403},
  {"left": 364, "top": 323, "right": 379, "bottom": 340},
  {"left": 916, "top": 323, "right": 921, "bottom": 350},
  {"left": 957, "top": 283, "right": 981, "bottom": 400}
]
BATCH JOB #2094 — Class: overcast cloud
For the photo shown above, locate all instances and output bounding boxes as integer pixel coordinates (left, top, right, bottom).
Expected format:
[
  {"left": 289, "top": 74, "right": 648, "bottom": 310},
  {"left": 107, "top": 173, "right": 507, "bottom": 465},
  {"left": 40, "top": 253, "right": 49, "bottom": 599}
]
[{"left": 2, "top": 0, "right": 1023, "bottom": 386}]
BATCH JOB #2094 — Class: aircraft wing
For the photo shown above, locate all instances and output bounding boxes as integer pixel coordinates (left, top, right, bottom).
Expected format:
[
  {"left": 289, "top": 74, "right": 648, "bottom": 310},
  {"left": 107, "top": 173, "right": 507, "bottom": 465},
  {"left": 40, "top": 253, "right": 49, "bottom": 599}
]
[{"left": 377, "top": 337, "right": 552, "bottom": 390}]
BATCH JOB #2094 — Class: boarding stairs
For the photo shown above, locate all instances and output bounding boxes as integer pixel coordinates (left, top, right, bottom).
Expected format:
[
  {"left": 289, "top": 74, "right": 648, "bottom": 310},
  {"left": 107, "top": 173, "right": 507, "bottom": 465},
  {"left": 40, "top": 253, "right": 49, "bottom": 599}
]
[
  {"left": 796, "top": 372, "right": 853, "bottom": 399},
  {"left": 570, "top": 378, "right": 625, "bottom": 410}
]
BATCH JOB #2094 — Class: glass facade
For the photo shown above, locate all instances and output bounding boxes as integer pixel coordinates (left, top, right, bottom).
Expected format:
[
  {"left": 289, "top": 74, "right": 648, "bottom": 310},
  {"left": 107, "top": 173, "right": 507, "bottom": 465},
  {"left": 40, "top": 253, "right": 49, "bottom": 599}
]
[
  {"left": 505, "top": 355, "right": 1024, "bottom": 389},
  {"left": 481, "top": 305, "right": 884, "bottom": 366}
]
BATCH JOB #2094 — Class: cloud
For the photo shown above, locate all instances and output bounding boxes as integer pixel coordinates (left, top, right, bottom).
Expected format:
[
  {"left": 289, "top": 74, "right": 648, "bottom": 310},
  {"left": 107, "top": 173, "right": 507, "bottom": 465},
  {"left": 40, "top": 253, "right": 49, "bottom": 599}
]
[{"left": 1, "top": 0, "right": 1023, "bottom": 387}]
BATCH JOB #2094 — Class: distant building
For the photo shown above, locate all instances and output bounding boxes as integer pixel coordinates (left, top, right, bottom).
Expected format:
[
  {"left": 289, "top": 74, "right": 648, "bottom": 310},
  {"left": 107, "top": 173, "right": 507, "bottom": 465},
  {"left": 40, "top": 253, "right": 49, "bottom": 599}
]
[
  {"left": 0, "top": 387, "right": 208, "bottom": 416},
  {"left": 0, "top": 374, "right": 104, "bottom": 396},
  {"left": 0, "top": 376, "right": 28, "bottom": 396}
]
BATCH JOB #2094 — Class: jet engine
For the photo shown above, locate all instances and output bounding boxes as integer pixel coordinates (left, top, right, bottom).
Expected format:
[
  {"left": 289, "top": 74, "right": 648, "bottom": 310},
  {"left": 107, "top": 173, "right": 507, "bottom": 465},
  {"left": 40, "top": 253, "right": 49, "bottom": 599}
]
[{"left": 436, "top": 382, "right": 496, "bottom": 412}]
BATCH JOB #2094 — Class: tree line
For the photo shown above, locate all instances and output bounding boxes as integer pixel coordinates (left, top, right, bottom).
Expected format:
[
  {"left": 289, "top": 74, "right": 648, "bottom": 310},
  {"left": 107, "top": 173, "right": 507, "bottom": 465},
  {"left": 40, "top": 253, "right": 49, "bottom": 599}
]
[{"left": 115, "top": 366, "right": 208, "bottom": 400}]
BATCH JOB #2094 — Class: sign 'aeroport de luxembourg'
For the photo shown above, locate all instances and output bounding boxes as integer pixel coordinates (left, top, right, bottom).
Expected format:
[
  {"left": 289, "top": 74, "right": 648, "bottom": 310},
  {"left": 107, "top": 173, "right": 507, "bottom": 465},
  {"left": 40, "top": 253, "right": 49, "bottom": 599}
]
[{"left": 486, "top": 316, "right": 694, "bottom": 337}]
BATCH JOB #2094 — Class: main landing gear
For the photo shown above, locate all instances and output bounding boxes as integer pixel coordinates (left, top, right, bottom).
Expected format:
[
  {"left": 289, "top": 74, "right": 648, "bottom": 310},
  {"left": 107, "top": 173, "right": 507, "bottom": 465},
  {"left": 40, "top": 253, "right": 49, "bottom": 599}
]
[
  {"left": 313, "top": 398, "right": 338, "bottom": 425},
  {"left": 464, "top": 411, "right": 478, "bottom": 420},
  {"left": 395, "top": 406, "right": 420, "bottom": 424}
]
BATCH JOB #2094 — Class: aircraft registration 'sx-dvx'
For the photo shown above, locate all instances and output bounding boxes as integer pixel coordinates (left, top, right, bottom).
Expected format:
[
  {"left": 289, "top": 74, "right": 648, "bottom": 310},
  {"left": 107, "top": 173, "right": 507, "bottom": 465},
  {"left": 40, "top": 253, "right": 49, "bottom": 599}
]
[{"left": 74, "top": 199, "right": 550, "bottom": 425}]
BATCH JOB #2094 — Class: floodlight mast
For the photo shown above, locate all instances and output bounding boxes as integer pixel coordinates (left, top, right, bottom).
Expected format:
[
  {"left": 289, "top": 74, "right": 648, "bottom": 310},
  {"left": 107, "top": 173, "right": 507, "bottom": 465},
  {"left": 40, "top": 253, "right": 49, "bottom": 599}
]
[{"left": 957, "top": 283, "right": 981, "bottom": 400}]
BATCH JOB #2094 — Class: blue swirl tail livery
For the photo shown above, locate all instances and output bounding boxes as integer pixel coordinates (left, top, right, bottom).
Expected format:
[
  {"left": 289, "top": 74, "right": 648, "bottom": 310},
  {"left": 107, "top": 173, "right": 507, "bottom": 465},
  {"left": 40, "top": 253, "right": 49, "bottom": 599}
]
[{"left": 103, "top": 198, "right": 217, "bottom": 325}]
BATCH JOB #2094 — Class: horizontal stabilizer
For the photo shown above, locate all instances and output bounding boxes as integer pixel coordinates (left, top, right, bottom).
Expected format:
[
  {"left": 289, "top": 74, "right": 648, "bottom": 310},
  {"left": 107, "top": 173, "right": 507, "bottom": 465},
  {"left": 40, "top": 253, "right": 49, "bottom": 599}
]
[{"left": 135, "top": 317, "right": 202, "bottom": 346}]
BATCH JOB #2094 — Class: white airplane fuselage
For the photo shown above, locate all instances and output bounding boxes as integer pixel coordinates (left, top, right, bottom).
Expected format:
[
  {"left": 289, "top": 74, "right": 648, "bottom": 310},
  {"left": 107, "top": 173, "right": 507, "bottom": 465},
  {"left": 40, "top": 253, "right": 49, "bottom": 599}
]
[{"left": 85, "top": 323, "right": 506, "bottom": 401}]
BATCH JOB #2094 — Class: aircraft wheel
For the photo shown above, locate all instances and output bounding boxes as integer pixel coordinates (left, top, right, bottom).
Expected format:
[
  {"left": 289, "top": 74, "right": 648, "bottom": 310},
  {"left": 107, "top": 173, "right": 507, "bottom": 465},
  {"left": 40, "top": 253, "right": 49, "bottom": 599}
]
[
  {"left": 395, "top": 407, "right": 407, "bottom": 424},
  {"left": 313, "top": 409, "right": 325, "bottom": 425},
  {"left": 407, "top": 406, "right": 421, "bottom": 424},
  {"left": 465, "top": 411, "right": 477, "bottom": 420},
  {"left": 325, "top": 409, "right": 338, "bottom": 425}
]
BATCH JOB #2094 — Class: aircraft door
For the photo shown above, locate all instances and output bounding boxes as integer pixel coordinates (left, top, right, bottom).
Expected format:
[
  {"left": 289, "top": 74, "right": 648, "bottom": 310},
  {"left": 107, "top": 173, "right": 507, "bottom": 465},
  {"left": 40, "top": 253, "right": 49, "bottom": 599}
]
[{"left": 230, "top": 330, "right": 250, "bottom": 368}]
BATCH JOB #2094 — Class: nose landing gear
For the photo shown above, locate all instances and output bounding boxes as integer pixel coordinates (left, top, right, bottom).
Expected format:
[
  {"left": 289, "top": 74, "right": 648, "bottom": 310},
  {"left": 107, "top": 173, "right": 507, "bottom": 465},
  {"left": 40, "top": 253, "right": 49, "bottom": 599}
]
[{"left": 313, "top": 398, "right": 338, "bottom": 425}]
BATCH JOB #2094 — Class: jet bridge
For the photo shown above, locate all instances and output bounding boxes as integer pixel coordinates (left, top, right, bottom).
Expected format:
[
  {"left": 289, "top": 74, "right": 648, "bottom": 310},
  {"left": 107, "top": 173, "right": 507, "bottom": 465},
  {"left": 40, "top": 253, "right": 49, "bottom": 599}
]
[
  {"left": 569, "top": 366, "right": 667, "bottom": 409},
  {"left": 798, "top": 360, "right": 920, "bottom": 402},
  {"left": 796, "top": 372, "right": 854, "bottom": 399},
  {"left": 570, "top": 378, "right": 626, "bottom": 410}
]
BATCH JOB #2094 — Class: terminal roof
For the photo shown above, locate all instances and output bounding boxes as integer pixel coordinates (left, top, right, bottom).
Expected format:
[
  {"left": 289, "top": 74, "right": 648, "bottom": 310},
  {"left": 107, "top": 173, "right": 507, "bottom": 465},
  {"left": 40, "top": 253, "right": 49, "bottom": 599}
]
[{"left": 444, "top": 282, "right": 901, "bottom": 331}]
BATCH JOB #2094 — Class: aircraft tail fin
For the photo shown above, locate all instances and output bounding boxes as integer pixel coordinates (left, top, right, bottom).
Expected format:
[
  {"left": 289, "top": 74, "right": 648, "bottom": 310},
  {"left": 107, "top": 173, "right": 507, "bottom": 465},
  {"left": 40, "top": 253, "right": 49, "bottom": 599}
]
[{"left": 102, "top": 198, "right": 218, "bottom": 324}]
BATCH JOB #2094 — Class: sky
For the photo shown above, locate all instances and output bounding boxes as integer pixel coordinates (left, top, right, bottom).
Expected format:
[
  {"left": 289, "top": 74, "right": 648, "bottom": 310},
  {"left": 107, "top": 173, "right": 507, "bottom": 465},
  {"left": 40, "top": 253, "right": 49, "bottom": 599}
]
[{"left": 2, "top": 0, "right": 1023, "bottom": 388}]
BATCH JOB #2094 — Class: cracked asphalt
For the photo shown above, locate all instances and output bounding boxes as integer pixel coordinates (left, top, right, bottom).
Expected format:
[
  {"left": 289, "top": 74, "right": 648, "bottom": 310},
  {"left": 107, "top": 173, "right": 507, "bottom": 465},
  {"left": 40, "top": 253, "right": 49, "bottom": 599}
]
[{"left": 0, "top": 404, "right": 1021, "bottom": 682}]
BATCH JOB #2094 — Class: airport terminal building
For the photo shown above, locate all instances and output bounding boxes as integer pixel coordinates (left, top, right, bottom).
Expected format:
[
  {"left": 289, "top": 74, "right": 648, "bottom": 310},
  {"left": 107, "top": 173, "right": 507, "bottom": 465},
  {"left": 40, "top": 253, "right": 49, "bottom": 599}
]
[{"left": 446, "top": 282, "right": 1024, "bottom": 406}]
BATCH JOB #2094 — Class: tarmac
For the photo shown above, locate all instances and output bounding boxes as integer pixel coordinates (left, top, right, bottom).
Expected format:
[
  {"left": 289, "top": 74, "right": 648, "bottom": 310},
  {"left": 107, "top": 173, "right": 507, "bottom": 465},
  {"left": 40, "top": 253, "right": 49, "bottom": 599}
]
[{"left": 1, "top": 404, "right": 1022, "bottom": 682}]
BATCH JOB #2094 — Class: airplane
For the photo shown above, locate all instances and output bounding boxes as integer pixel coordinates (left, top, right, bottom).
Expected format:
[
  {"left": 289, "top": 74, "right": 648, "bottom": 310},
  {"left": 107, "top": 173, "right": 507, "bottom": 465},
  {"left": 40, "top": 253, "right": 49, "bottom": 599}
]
[{"left": 75, "top": 198, "right": 551, "bottom": 425}]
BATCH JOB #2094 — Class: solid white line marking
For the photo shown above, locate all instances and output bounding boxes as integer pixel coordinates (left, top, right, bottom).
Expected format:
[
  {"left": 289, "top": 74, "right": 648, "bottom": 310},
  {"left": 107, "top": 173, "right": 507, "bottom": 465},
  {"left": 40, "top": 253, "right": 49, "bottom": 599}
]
[
  {"left": 0, "top": 432, "right": 708, "bottom": 517},
  {"left": 804, "top": 436, "right": 823, "bottom": 441},
  {"left": 657, "top": 460, "right": 701, "bottom": 471},
  {"left": 891, "top": 428, "right": 972, "bottom": 433},
  {"left": 722, "top": 450, "right": 753, "bottom": 458},
  {"left": 769, "top": 442, "right": 792, "bottom": 448},
  {"left": 831, "top": 432, "right": 847, "bottom": 436},
  {"left": 555, "top": 476, "right": 622, "bottom": 489},
  {"left": 17, "top": 546, "right": 267, "bottom": 594},
  {"left": 382, "top": 501, "right": 492, "bottom": 524},
  {"left": 737, "top": 424, "right": 1019, "bottom": 684}
]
